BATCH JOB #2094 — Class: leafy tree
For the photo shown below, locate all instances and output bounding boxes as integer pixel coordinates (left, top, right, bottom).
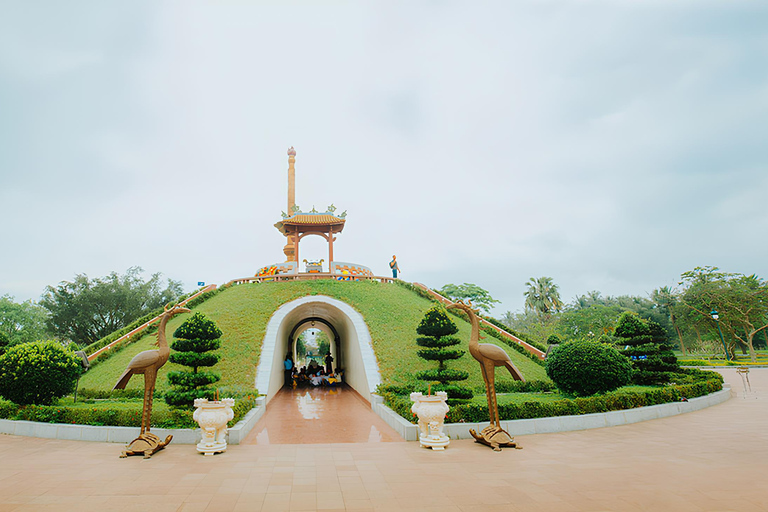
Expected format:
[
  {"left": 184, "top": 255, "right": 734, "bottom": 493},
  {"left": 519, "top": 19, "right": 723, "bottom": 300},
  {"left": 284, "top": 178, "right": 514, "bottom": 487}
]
[
  {"left": 415, "top": 305, "right": 471, "bottom": 401},
  {"left": 295, "top": 331, "right": 307, "bottom": 360},
  {"left": 0, "top": 295, "right": 50, "bottom": 346},
  {"left": 678, "top": 266, "right": 768, "bottom": 362},
  {"left": 558, "top": 303, "right": 624, "bottom": 340},
  {"left": 437, "top": 283, "right": 500, "bottom": 313},
  {"left": 40, "top": 267, "right": 183, "bottom": 346},
  {"left": 0, "top": 341, "right": 82, "bottom": 405},
  {"left": 316, "top": 330, "right": 331, "bottom": 357},
  {"left": 614, "top": 312, "right": 678, "bottom": 384},
  {"left": 651, "top": 286, "right": 687, "bottom": 355},
  {"left": 0, "top": 331, "right": 9, "bottom": 356},
  {"left": 524, "top": 276, "right": 564, "bottom": 319},
  {"left": 500, "top": 309, "right": 560, "bottom": 346},
  {"left": 546, "top": 339, "right": 632, "bottom": 396},
  {"left": 165, "top": 312, "right": 222, "bottom": 407}
]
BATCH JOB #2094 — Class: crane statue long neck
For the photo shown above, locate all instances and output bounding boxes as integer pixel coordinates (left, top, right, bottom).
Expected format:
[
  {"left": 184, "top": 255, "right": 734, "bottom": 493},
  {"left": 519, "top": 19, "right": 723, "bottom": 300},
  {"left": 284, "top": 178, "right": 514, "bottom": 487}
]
[
  {"left": 156, "top": 310, "right": 173, "bottom": 353},
  {"left": 465, "top": 306, "right": 480, "bottom": 351}
]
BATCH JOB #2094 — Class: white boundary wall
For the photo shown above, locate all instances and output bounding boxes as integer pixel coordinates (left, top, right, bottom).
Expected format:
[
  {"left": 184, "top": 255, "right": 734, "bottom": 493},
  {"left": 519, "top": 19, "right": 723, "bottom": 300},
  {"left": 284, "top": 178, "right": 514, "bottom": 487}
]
[
  {"left": 0, "top": 397, "right": 265, "bottom": 445},
  {"left": 371, "top": 384, "right": 732, "bottom": 441}
]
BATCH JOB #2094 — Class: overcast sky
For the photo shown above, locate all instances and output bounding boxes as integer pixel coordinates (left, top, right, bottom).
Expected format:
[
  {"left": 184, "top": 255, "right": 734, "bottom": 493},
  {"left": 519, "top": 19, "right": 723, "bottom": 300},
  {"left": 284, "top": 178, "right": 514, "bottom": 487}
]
[{"left": 1, "top": 1, "right": 766, "bottom": 315}]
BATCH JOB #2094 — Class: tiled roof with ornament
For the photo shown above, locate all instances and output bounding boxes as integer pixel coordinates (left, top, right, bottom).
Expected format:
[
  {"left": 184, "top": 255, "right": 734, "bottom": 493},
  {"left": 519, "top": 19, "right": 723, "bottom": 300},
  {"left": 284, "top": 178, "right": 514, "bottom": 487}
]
[{"left": 274, "top": 205, "right": 347, "bottom": 234}]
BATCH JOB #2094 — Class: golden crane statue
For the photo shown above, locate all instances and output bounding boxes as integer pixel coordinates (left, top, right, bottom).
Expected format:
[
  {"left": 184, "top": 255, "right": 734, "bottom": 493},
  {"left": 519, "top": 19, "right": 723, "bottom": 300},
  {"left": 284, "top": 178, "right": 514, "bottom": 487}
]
[
  {"left": 113, "top": 303, "right": 191, "bottom": 458},
  {"left": 447, "top": 299, "right": 524, "bottom": 451}
]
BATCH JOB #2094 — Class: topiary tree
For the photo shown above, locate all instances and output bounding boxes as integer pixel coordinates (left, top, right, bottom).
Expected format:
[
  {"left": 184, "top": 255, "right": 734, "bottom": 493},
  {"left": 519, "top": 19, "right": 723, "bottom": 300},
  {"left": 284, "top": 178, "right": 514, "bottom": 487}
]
[
  {"left": 614, "top": 312, "right": 679, "bottom": 385},
  {"left": 0, "top": 341, "right": 82, "bottom": 405},
  {"left": 165, "top": 312, "right": 222, "bottom": 407},
  {"left": 415, "top": 305, "right": 471, "bottom": 401},
  {"left": 545, "top": 339, "right": 632, "bottom": 396}
]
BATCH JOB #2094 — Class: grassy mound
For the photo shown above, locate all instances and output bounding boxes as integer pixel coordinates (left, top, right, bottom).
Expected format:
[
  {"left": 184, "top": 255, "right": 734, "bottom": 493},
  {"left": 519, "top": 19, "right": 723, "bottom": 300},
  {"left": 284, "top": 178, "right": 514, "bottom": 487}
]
[{"left": 78, "top": 280, "right": 548, "bottom": 394}]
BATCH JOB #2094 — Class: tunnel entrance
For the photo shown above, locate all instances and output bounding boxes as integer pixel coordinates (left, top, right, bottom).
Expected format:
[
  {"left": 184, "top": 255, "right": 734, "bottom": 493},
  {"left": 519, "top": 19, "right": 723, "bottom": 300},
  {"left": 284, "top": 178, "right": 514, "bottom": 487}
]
[{"left": 255, "top": 295, "right": 382, "bottom": 405}]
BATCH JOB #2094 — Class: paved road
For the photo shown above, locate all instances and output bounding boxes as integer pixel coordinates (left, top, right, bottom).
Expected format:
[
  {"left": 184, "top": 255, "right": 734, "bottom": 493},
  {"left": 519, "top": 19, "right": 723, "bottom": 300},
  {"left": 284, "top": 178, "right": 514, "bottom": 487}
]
[{"left": 0, "top": 368, "right": 765, "bottom": 511}]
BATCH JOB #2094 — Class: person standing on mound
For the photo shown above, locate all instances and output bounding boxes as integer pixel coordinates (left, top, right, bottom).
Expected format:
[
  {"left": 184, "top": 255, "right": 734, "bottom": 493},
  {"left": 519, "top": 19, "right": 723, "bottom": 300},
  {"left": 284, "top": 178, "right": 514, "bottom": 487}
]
[{"left": 389, "top": 255, "right": 400, "bottom": 279}]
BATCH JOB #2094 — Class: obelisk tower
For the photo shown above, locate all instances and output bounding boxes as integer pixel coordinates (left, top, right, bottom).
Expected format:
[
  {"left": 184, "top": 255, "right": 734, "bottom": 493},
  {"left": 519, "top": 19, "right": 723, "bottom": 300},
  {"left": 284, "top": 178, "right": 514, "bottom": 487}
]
[{"left": 283, "top": 147, "right": 297, "bottom": 261}]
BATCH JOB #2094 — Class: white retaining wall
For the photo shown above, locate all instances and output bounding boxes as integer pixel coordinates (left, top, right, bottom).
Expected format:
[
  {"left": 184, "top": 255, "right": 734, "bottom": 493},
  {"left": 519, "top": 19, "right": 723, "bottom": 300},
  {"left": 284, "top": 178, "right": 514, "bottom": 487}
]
[
  {"left": 371, "top": 384, "right": 732, "bottom": 441},
  {"left": 0, "top": 397, "right": 265, "bottom": 445}
]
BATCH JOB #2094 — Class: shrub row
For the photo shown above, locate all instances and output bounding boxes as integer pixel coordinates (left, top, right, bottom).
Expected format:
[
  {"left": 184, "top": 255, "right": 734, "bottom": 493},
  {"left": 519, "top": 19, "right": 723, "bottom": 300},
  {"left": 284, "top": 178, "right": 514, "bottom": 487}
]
[
  {"left": 480, "top": 315, "right": 547, "bottom": 352},
  {"left": 0, "top": 392, "right": 258, "bottom": 429},
  {"left": 392, "top": 280, "right": 436, "bottom": 302},
  {"left": 679, "top": 359, "right": 768, "bottom": 367},
  {"left": 377, "top": 379, "right": 554, "bottom": 397},
  {"left": 381, "top": 369, "right": 723, "bottom": 424}
]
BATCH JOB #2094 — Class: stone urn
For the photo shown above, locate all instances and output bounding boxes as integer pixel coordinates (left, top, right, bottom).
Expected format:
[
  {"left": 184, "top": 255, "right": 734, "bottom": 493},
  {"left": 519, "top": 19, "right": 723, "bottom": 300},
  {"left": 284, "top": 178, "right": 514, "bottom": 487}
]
[
  {"left": 410, "top": 391, "right": 450, "bottom": 450},
  {"left": 193, "top": 398, "right": 235, "bottom": 456}
]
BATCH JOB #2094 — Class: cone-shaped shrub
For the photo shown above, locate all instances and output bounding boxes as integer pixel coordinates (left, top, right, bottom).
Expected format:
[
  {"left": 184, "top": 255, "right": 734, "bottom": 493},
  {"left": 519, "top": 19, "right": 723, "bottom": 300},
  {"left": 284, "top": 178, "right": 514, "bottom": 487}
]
[
  {"left": 415, "top": 306, "right": 471, "bottom": 401},
  {"left": 165, "top": 312, "right": 222, "bottom": 407},
  {"left": 614, "top": 312, "right": 679, "bottom": 385}
]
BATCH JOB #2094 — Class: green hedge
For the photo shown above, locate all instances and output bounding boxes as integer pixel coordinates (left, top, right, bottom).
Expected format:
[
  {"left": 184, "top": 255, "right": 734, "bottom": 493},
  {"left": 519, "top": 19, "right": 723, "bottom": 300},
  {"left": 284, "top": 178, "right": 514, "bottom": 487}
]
[
  {"left": 481, "top": 315, "right": 547, "bottom": 352},
  {"left": 679, "top": 359, "right": 768, "bottom": 367},
  {"left": 0, "top": 392, "right": 258, "bottom": 429},
  {"left": 381, "top": 369, "right": 723, "bottom": 424}
]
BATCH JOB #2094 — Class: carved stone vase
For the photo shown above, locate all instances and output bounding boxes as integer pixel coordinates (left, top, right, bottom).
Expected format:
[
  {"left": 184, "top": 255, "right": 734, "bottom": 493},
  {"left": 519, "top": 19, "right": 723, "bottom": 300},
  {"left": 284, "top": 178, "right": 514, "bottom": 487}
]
[
  {"left": 410, "top": 391, "right": 450, "bottom": 450},
  {"left": 193, "top": 398, "right": 235, "bottom": 456}
]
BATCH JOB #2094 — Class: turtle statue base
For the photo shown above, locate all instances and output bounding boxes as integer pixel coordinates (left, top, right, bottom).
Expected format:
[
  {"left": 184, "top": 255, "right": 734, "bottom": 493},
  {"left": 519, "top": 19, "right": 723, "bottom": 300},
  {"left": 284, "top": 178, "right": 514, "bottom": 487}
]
[
  {"left": 120, "top": 432, "right": 173, "bottom": 459},
  {"left": 469, "top": 425, "right": 520, "bottom": 452}
]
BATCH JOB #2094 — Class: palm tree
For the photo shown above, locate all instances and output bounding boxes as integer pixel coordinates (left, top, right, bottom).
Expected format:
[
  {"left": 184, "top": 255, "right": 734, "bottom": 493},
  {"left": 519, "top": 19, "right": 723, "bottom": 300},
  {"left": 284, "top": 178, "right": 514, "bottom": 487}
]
[{"left": 524, "top": 277, "right": 564, "bottom": 320}]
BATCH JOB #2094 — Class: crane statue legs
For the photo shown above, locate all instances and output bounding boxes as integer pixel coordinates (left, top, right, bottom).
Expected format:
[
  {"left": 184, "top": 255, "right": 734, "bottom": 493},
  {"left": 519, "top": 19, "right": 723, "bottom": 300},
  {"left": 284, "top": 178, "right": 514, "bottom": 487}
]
[{"left": 447, "top": 300, "right": 524, "bottom": 451}]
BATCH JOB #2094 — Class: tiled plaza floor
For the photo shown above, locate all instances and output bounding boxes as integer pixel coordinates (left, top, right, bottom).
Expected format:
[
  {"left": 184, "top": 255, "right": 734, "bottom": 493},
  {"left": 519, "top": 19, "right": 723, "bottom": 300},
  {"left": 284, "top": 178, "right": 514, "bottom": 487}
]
[
  {"left": 242, "top": 386, "right": 402, "bottom": 445},
  {"left": 0, "top": 368, "right": 766, "bottom": 511}
]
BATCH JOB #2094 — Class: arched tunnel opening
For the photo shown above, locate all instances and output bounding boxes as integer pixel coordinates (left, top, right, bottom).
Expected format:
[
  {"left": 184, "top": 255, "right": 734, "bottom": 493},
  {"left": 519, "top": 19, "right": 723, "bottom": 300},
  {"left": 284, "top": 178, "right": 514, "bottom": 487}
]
[{"left": 255, "top": 296, "right": 381, "bottom": 405}]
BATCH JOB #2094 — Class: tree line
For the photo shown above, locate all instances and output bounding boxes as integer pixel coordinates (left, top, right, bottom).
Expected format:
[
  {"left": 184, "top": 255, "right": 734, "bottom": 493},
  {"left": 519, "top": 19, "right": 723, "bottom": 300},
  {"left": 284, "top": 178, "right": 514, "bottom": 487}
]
[
  {"left": 492, "top": 267, "right": 768, "bottom": 362},
  {"left": 0, "top": 267, "right": 183, "bottom": 353}
]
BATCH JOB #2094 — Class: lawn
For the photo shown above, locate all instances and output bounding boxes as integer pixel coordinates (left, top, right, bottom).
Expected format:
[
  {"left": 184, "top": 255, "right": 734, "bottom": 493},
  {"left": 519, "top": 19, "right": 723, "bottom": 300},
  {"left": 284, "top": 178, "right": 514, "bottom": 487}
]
[{"left": 78, "top": 280, "right": 549, "bottom": 395}]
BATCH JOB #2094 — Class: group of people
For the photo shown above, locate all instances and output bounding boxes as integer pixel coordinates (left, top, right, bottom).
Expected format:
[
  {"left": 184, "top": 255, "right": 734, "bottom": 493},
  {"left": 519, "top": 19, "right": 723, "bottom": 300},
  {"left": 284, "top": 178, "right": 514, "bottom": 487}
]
[{"left": 284, "top": 354, "right": 343, "bottom": 388}]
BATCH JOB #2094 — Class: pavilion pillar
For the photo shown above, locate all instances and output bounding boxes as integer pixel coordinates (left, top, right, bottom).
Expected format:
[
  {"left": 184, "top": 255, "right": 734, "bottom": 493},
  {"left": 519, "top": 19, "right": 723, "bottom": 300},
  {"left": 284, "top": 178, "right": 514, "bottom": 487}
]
[
  {"left": 294, "top": 229, "right": 300, "bottom": 270},
  {"left": 328, "top": 228, "right": 334, "bottom": 273}
]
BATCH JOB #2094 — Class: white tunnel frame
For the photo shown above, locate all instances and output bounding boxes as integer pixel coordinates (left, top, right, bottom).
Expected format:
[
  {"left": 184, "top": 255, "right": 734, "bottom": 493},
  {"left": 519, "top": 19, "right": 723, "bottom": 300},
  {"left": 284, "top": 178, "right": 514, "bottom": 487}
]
[{"left": 255, "top": 295, "right": 382, "bottom": 404}]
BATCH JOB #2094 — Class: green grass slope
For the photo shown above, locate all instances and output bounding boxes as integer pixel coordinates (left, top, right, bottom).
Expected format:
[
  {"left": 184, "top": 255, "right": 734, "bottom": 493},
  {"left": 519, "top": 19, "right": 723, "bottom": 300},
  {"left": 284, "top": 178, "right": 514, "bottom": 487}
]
[{"left": 78, "top": 280, "right": 548, "bottom": 394}]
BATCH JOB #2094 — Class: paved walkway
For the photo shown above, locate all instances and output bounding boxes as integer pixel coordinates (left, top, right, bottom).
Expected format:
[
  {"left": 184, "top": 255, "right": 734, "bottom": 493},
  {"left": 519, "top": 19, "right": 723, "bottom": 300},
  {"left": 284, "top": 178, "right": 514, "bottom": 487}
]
[
  {"left": 242, "top": 386, "right": 402, "bottom": 444},
  {"left": 0, "top": 368, "right": 765, "bottom": 511}
]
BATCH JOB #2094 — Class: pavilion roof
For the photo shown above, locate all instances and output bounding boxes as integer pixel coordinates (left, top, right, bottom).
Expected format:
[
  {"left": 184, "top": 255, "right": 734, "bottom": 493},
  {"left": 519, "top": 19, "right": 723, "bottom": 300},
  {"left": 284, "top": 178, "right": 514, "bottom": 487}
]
[{"left": 274, "top": 208, "right": 346, "bottom": 235}]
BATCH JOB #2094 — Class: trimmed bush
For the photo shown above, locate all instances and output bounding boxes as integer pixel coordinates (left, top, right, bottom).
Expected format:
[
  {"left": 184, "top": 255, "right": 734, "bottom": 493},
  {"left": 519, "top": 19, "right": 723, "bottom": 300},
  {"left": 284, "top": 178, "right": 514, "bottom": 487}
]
[
  {"left": 545, "top": 339, "right": 632, "bottom": 396},
  {"left": 615, "top": 312, "right": 679, "bottom": 385},
  {"left": 165, "top": 312, "right": 222, "bottom": 407},
  {"left": 415, "top": 306, "right": 470, "bottom": 402},
  {"left": 0, "top": 341, "right": 82, "bottom": 405}
]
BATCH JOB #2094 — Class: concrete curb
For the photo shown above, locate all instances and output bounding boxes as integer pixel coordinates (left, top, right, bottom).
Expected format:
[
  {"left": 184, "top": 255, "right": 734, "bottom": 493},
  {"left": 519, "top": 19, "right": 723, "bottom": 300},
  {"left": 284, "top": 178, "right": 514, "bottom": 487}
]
[
  {"left": 0, "top": 396, "right": 265, "bottom": 445},
  {"left": 371, "top": 384, "right": 732, "bottom": 441}
]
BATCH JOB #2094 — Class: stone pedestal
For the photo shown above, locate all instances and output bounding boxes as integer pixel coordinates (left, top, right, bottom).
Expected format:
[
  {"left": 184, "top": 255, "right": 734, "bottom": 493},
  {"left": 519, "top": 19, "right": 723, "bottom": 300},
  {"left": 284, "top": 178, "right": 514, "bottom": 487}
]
[
  {"left": 410, "top": 391, "right": 450, "bottom": 450},
  {"left": 193, "top": 398, "right": 235, "bottom": 456}
]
